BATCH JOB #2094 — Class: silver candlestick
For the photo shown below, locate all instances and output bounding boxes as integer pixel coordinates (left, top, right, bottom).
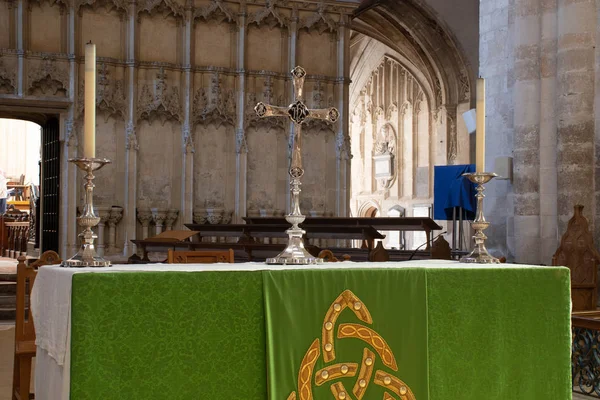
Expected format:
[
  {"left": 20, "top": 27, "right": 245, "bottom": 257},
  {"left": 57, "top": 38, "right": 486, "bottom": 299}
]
[
  {"left": 61, "top": 157, "right": 112, "bottom": 267},
  {"left": 254, "top": 66, "right": 339, "bottom": 265},
  {"left": 460, "top": 172, "right": 500, "bottom": 264}
]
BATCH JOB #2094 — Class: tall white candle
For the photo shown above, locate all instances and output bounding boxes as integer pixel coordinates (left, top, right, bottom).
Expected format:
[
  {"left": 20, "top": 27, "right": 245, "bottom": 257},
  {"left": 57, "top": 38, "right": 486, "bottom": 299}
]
[
  {"left": 475, "top": 78, "right": 485, "bottom": 173},
  {"left": 84, "top": 42, "right": 96, "bottom": 159}
]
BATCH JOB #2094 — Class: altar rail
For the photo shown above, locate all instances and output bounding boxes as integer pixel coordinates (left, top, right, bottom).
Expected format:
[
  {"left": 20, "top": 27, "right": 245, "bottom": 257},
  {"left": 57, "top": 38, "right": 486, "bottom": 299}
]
[{"left": 572, "top": 311, "right": 600, "bottom": 397}]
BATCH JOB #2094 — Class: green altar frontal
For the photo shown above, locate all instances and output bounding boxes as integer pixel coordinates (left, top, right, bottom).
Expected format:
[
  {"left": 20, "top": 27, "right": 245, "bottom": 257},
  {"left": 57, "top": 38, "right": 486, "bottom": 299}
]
[{"left": 69, "top": 265, "right": 572, "bottom": 400}]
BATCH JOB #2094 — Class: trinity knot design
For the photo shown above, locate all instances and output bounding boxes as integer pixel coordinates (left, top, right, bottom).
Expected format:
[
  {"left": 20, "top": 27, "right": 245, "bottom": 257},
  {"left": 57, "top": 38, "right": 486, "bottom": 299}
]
[{"left": 286, "top": 290, "right": 416, "bottom": 400}]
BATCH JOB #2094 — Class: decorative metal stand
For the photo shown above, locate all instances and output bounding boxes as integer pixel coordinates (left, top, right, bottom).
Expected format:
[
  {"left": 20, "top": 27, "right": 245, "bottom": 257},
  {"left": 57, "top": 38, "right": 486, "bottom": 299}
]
[
  {"left": 254, "top": 66, "right": 340, "bottom": 265},
  {"left": 61, "top": 157, "right": 112, "bottom": 267},
  {"left": 459, "top": 172, "right": 500, "bottom": 264}
]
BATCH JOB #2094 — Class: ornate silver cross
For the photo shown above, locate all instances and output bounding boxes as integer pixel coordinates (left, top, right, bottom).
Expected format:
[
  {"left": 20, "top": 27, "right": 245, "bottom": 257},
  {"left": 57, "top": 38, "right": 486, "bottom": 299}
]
[{"left": 254, "top": 66, "right": 340, "bottom": 265}]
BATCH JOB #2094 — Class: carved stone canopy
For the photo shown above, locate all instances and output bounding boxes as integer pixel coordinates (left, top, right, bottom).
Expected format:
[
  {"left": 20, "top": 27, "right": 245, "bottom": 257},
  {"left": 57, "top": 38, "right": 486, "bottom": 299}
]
[
  {"left": 137, "top": 67, "right": 181, "bottom": 125},
  {"left": 27, "top": 56, "right": 69, "bottom": 96}
]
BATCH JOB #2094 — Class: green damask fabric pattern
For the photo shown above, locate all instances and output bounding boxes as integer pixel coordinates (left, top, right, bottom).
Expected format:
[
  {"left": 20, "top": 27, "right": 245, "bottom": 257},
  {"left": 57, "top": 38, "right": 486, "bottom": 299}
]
[
  {"left": 426, "top": 266, "right": 572, "bottom": 400},
  {"left": 263, "top": 268, "right": 429, "bottom": 400},
  {"left": 70, "top": 271, "right": 267, "bottom": 400},
  {"left": 68, "top": 266, "right": 572, "bottom": 400}
]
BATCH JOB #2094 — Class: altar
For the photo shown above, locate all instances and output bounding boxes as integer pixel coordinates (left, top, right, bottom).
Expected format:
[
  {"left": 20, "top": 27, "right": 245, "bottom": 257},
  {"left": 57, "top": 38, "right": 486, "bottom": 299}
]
[{"left": 31, "top": 260, "right": 571, "bottom": 400}]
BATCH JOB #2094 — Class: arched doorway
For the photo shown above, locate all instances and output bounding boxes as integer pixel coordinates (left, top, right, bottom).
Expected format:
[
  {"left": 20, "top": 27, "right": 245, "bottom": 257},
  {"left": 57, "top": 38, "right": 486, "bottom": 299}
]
[{"left": 0, "top": 116, "right": 60, "bottom": 256}]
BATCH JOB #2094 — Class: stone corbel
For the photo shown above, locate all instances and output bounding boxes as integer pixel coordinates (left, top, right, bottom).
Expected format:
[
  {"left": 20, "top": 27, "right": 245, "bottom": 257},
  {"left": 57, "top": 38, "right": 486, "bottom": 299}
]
[
  {"left": 137, "top": 208, "right": 153, "bottom": 239},
  {"left": 95, "top": 206, "right": 112, "bottom": 257},
  {"left": 107, "top": 206, "right": 123, "bottom": 253},
  {"left": 165, "top": 209, "right": 179, "bottom": 231},
  {"left": 151, "top": 208, "right": 168, "bottom": 235}
]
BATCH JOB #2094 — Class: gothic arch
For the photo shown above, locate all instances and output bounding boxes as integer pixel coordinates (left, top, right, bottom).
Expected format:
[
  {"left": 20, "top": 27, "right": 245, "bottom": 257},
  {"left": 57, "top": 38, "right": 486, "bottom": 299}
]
[
  {"left": 358, "top": 201, "right": 380, "bottom": 217},
  {"left": 351, "top": 0, "right": 473, "bottom": 109}
]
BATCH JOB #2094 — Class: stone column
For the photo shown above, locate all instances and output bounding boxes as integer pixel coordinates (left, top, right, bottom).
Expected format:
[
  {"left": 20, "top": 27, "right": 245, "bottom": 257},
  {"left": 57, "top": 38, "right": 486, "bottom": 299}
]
[
  {"left": 235, "top": 7, "right": 248, "bottom": 223},
  {"left": 479, "top": 0, "right": 515, "bottom": 260},
  {"left": 56, "top": 2, "right": 78, "bottom": 258},
  {"left": 137, "top": 209, "right": 152, "bottom": 240},
  {"left": 15, "top": 0, "right": 24, "bottom": 95},
  {"left": 181, "top": 0, "right": 194, "bottom": 229},
  {"left": 335, "top": 15, "right": 351, "bottom": 217},
  {"left": 107, "top": 206, "right": 123, "bottom": 253},
  {"left": 557, "top": 0, "right": 595, "bottom": 236},
  {"left": 95, "top": 207, "right": 111, "bottom": 257},
  {"left": 152, "top": 209, "right": 167, "bottom": 236},
  {"left": 165, "top": 209, "right": 179, "bottom": 231},
  {"left": 123, "top": 0, "right": 139, "bottom": 256},
  {"left": 538, "top": 0, "right": 558, "bottom": 263}
]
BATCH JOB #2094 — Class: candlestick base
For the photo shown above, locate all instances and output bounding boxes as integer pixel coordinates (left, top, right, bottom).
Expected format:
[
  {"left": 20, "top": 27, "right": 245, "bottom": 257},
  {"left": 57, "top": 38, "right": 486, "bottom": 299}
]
[
  {"left": 459, "top": 172, "right": 500, "bottom": 264},
  {"left": 266, "top": 214, "right": 324, "bottom": 265},
  {"left": 61, "top": 157, "right": 112, "bottom": 268}
]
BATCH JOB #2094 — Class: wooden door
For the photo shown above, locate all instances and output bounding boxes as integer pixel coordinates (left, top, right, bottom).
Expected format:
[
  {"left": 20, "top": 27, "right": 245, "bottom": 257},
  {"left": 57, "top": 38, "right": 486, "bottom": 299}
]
[{"left": 40, "top": 117, "right": 60, "bottom": 253}]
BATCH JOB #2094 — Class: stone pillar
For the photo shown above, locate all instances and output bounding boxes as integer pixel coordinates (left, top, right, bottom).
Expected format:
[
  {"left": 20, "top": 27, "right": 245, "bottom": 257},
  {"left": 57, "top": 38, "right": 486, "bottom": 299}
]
[
  {"left": 137, "top": 209, "right": 152, "bottom": 240},
  {"left": 95, "top": 207, "right": 111, "bottom": 257},
  {"left": 181, "top": 0, "right": 194, "bottom": 229},
  {"left": 165, "top": 209, "right": 179, "bottom": 231},
  {"left": 336, "top": 15, "right": 351, "bottom": 217},
  {"left": 512, "top": 0, "right": 542, "bottom": 264},
  {"left": 538, "top": 0, "right": 558, "bottom": 263},
  {"left": 15, "top": 0, "right": 24, "bottom": 95},
  {"left": 123, "top": 0, "right": 139, "bottom": 256},
  {"left": 107, "top": 206, "right": 123, "bottom": 253},
  {"left": 235, "top": 7, "right": 248, "bottom": 223},
  {"left": 557, "top": 0, "right": 595, "bottom": 236},
  {"left": 57, "top": 2, "right": 78, "bottom": 259},
  {"left": 479, "top": 0, "right": 515, "bottom": 260},
  {"left": 152, "top": 209, "right": 167, "bottom": 235}
]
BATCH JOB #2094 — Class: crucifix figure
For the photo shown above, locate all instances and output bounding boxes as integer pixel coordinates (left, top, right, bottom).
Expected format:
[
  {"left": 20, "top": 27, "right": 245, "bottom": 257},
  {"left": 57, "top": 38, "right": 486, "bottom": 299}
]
[{"left": 255, "top": 66, "right": 340, "bottom": 265}]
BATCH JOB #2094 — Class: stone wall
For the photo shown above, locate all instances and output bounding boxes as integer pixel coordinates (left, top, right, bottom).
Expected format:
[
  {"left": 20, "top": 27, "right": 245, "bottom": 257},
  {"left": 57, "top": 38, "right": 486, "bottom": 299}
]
[
  {"left": 481, "top": 0, "right": 599, "bottom": 265},
  {"left": 0, "top": 0, "right": 356, "bottom": 258}
]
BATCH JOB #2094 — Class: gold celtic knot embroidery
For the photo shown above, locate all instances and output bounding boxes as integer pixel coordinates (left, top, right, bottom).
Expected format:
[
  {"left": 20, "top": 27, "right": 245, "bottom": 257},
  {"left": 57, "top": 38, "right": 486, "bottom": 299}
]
[{"left": 287, "top": 290, "right": 416, "bottom": 400}]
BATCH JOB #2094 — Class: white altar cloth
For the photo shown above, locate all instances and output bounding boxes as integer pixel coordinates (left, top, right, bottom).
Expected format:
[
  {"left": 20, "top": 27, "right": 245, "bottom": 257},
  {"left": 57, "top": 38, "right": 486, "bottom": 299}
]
[{"left": 31, "top": 260, "right": 532, "bottom": 400}]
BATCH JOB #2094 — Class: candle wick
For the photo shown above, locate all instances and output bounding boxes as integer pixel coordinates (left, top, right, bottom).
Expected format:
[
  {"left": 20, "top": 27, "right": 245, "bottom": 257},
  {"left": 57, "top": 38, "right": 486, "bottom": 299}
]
[{"left": 87, "top": 40, "right": 93, "bottom": 44}]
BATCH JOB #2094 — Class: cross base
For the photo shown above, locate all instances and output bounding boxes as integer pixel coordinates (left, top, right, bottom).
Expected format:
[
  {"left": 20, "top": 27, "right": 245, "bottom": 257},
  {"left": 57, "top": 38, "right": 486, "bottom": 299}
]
[{"left": 266, "top": 226, "right": 324, "bottom": 265}]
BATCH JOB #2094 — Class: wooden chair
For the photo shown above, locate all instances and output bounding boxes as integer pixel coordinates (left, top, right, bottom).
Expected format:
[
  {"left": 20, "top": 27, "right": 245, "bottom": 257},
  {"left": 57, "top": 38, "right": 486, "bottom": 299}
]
[
  {"left": 553, "top": 205, "right": 600, "bottom": 311},
  {"left": 318, "top": 250, "right": 351, "bottom": 262},
  {"left": 167, "top": 249, "right": 234, "bottom": 264},
  {"left": 13, "top": 251, "right": 62, "bottom": 400}
]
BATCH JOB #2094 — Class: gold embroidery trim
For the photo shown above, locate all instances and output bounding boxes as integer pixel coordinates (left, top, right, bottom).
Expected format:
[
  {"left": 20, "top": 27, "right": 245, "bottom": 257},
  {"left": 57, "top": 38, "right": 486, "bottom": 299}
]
[
  {"left": 322, "top": 290, "right": 373, "bottom": 362},
  {"left": 383, "top": 392, "right": 397, "bottom": 400},
  {"left": 314, "top": 363, "right": 358, "bottom": 386},
  {"left": 330, "top": 381, "right": 353, "bottom": 400},
  {"left": 374, "top": 370, "right": 416, "bottom": 400},
  {"left": 337, "top": 324, "right": 398, "bottom": 371},
  {"left": 353, "top": 348, "right": 375, "bottom": 399},
  {"left": 287, "top": 393, "right": 297, "bottom": 400},
  {"left": 298, "top": 339, "right": 320, "bottom": 400}
]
